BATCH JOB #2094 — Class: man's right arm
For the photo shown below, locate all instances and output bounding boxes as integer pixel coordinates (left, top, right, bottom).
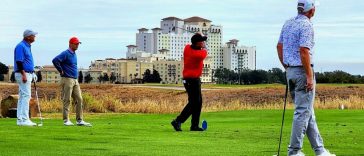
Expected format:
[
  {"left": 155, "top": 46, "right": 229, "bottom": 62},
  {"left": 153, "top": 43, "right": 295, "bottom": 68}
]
[
  {"left": 277, "top": 26, "right": 287, "bottom": 69},
  {"left": 14, "top": 45, "right": 27, "bottom": 83},
  {"left": 276, "top": 43, "right": 287, "bottom": 69},
  {"left": 52, "top": 52, "right": 65, "bottom": 75},
  {"left": 16, "top": 61, "right": 27, "bottom": 83}
]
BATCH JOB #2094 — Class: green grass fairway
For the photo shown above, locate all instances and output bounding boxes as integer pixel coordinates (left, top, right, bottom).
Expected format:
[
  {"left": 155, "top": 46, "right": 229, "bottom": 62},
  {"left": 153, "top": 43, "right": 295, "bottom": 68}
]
[{"left": 0, "top": 110, "right": 363, "bottom": 156}]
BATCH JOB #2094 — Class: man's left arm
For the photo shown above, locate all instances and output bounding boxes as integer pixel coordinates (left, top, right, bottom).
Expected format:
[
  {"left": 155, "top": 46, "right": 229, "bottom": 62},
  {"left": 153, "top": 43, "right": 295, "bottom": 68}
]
[
  {"left": 300, "top": 47, "right": 313, "bottom": 91},
  {"left": 299, "top": 23, "right": 315, "bottom": 91}
]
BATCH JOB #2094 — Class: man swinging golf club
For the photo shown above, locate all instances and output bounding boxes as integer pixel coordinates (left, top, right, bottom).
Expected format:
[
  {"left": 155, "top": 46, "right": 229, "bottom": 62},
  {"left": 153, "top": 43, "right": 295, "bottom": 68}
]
[
  {"left": 277, "top": 0, "right": 335, "bottom": 155},
  {"left": 52, "top": 37, "right": 91, "bottom": 127},
  {"left": 171, "top": 33, "right": 208, "bottom": 131},
  {"left": 14, "top": 29, "right": 38, "bottom": 126}
]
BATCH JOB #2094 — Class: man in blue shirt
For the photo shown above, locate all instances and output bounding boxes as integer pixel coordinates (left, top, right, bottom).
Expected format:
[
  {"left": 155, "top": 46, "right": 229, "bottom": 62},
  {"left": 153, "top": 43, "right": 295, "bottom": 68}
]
[
  {"left": 277, "top": 0, "right": 335, "bottom": 156},
  {"left": 52, "top": 37, "right": 91, "bottom": 126},
  {"left": 14, "top": 29, "right": 38, "bottom": 126}
]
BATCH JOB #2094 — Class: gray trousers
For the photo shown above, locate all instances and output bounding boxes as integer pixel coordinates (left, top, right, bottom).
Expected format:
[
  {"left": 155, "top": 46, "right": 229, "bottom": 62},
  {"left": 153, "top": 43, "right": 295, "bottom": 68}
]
[
  {"left": 286, "top": 67, "right": 324, "bottom": 155},
  {"left": 61, "top": 77, "right": 83, "bottom": 122}
]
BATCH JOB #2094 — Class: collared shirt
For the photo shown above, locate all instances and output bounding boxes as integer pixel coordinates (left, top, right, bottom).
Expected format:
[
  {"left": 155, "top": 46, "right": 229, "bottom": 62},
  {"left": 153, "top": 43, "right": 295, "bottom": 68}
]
[
  {"left": 278, "top": 14, "right": 315, "bottom": 66},
  {"left": 14, "top": 40, "right": 34, "bottom": 72},
  {"left": 52, "top": 49, "right": 78, "bottom": 79},
  {"left": 68, "top": 48, "right": 75, "bottom": 53}
]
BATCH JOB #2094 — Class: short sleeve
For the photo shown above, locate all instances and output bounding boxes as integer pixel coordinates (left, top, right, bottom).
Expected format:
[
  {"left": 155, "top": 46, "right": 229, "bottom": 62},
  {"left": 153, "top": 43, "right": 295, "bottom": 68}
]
[
  {"left": 299, "top": 22, "right": 314, "bottom": 49},
  {"left": 278, "top": 26, "right": 284, "bottom": 43},
  {"left": 14, "top": 45, "right": 25, "bottom": 62}
]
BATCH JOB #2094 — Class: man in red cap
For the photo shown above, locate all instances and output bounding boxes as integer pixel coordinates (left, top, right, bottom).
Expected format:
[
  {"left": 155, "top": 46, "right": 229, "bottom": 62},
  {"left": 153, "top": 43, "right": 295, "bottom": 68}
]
[
  {"left": 52, "top": 37, "right": 92, "bottom": 126},
  {"left": 171, "top": 33, "right": 208, "bottom": 131}
]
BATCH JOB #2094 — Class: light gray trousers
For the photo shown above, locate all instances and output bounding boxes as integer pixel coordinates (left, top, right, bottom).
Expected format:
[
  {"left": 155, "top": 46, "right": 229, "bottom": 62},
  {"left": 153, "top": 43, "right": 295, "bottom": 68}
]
[{"left": 286, "top": 67, "right": 325, "bottom": 155}]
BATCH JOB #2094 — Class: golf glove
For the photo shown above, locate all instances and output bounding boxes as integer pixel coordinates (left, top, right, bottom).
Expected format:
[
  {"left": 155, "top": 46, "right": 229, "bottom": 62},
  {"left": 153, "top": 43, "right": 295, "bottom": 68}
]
[{"left": 32, "top": 73, "right": 38, "bottom": 82}]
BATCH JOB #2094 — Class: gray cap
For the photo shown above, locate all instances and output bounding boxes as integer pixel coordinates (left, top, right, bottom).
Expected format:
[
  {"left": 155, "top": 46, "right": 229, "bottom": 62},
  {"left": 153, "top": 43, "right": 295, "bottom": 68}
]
[{"left": 23, "top": 29, "right": 38, "bottom": 37}]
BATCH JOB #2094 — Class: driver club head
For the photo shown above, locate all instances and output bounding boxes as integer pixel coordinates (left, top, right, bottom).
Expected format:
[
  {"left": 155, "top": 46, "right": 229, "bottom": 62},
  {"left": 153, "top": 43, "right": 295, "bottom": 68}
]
[
  {"left": 38, "top": 117, "right": 44, "bottom": 126},
  {"left": 202, "top": 120, "right": 207, "bottom": 130}
]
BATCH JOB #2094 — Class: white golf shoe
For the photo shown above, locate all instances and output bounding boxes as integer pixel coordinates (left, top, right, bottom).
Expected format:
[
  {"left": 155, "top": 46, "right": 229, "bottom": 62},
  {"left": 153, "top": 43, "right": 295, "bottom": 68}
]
[
  {"left": 64, "top": 120, "right": 74, "bottom": 126},
  {"left": 76, "top": 120, "right": 92, "bottom": 127},
  {"left": 17, "top": 119, "right": 23, "bottom": 125},
  {"left": 289, "top": 151, "right": 305, "bottom": 156},
  {"left": 317, "top": 149, "right": 336, "bottom": 156},
  {"left": 18, "top": 120, "right": 37, "bottom": 126}
]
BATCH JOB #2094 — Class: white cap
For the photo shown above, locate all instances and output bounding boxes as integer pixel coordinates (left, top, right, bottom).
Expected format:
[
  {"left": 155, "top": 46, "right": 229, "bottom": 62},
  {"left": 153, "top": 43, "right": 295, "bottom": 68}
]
[
  {"left": 298, "top": 0, "right": 318, "bottom": 12},
  {"left": 23, "top": 29, "right": 38, "bottom": 37}
]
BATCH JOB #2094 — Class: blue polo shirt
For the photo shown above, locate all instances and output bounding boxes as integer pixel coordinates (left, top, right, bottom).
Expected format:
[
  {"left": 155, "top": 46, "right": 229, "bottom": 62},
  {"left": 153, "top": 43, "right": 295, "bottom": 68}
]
[
  {"left": 14, "top": 40, "right": 34, "bottom": 72},
  {"left": 52, "top": 49, "right": 78, "bottom": 79}
]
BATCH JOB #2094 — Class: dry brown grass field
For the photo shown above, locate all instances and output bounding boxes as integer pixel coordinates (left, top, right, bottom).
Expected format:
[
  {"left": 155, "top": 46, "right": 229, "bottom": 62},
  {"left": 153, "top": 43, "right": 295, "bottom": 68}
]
[{"left": 0, "top": 83, "right": 363, "bottom": 113}]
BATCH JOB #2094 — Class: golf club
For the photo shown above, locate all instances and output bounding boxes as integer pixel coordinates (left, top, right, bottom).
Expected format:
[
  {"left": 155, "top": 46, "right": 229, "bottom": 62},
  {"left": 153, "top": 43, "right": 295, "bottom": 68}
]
[
  {"left": 171, "top": 26, "right": 196, "bottom": 34},
  {"left": 33, "top": 80, "right": 43, "bottom": 127},
  {"left": 172, "top": 26, "right": 209, "bottom": 50},
  {"left": 275, "top": 83, "right": 289, "bottom": 156}
]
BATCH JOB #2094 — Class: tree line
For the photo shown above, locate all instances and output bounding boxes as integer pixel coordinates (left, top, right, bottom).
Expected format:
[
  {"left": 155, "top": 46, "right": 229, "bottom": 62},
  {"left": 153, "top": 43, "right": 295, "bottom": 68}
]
[
  {"left": 213, "top": 68, "right": 364, "bottom": 84},
  {"left": 90, "top": 69, "right": 162, "bottom": 84},
  {"left": 1, "top": 62, "right": 363, "bottom": 84},
  {"left": 213, "top": 68, "right": 286, "bottom": 85}
]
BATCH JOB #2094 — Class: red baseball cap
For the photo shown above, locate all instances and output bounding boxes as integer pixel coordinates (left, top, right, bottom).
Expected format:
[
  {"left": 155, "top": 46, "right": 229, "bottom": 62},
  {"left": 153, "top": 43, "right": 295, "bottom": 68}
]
[{"left": 69, "top": 37, "right": 82, "bottom": 44}]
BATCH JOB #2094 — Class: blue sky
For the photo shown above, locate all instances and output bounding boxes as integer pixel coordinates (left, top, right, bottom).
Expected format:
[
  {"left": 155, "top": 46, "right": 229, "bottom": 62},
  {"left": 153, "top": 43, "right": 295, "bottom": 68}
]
[{"left": 1, "top": 0, "right": 363, "bottom": 75}]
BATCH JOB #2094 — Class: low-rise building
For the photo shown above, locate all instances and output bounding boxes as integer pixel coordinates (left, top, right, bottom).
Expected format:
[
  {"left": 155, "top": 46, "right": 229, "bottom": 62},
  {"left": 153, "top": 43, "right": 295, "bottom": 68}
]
[
  {"left": 153, "top": 59, "right": 183, "bottom": 84},
  {"left": 90, "top": 59, "right": 153, "bottom": 83},
  {"left": 40, "top": 65, "right": 61, "bottom": 83}
]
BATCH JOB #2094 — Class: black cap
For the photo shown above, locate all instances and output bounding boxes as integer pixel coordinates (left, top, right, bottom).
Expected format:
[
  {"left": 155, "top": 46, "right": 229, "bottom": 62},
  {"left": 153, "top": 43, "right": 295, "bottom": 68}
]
[{"left": 191, "top": 33, "right": 207, "bottom": 44}]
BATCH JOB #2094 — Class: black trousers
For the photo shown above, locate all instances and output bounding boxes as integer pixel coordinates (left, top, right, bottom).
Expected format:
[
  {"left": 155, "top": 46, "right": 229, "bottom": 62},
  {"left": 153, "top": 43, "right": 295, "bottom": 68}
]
[{"left": 176, "top": 78, "right": 202, "bottom": 127}]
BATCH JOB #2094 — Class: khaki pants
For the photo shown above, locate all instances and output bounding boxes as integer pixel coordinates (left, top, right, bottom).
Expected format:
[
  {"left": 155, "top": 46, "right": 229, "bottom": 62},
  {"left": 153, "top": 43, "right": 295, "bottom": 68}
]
[{"left": 61, "top": 77, "right": 83, "bottom": 122}]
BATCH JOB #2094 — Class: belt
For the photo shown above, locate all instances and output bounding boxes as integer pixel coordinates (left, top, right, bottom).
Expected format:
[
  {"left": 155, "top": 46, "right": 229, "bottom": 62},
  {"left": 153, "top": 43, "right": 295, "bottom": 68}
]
[
  {"left": 16, "top": 71, "right": 35, "bottom": 73},
  {"left": 183, "top": 78, "right": 200, "bottom": 81},
  {"left": 61, "top": 76, "right": 77, "bottom": 79},
  {"left": 287, "top": 64, "right": 314, "bottom": 68}
]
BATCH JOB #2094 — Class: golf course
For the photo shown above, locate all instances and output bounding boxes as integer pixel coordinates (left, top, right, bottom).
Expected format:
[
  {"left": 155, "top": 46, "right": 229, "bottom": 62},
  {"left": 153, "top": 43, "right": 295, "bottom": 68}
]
[
  {"left": 0, "top": 110, "right": 363, "bottom": 155},
  {"left": 1, "top": 83, "right": 363, "bottom": 155}
]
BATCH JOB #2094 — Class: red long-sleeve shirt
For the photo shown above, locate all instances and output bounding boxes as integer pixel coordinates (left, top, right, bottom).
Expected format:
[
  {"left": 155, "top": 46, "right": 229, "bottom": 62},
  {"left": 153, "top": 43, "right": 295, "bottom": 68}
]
[{"left": 183, "top": 44, "right": 208, "bottom": 79}]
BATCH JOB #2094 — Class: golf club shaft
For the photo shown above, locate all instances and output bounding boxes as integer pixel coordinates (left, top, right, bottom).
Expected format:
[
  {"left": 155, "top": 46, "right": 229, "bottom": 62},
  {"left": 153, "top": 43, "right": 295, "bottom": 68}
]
[
  {"left": 33, "top": 81, "right": 43, "bottom": 124},
  {"left": 172, "top": 26, "right": 209, "bottom": 49},
  {"left": 277, "top": 83, "right": 288, "bottom": 156},
  {"left": 173, "top": 26, "right": 195, "bottom": 33}
]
